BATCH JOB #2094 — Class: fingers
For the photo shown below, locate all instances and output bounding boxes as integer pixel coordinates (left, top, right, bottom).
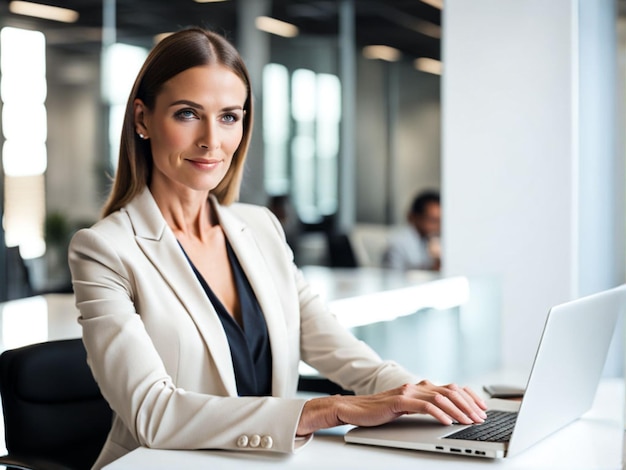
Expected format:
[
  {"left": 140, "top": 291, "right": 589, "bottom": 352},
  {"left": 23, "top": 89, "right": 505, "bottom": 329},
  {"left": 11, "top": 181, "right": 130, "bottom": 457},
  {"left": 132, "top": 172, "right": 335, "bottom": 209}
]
[
  {"left": 421, "top": 401, "right": 456, "bottom": 425},
  {"left": 437, "top": 386, "right": 486, "bottom": 424},
  {"left": 462, "top": 385, "right": 488, "bottom": 410},
  {"left": 413, "top": 381, "right": 488, "bottom": 425}
]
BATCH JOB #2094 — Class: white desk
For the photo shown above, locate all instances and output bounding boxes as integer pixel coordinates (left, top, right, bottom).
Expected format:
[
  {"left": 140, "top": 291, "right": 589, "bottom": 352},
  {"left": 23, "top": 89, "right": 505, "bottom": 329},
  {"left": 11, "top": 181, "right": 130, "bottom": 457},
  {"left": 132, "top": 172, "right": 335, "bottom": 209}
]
[
  {"left": 104, "top": 379, "right": 624, "bottom": 469},
  {"left": 0, "top": 293, "right": 80, "bottom": 352},
  {"left": 298, "top": 267, "right": 499, "bottom": 383},
  {"left": 299, "top": 266, "right": 469, "bottom": 328}
]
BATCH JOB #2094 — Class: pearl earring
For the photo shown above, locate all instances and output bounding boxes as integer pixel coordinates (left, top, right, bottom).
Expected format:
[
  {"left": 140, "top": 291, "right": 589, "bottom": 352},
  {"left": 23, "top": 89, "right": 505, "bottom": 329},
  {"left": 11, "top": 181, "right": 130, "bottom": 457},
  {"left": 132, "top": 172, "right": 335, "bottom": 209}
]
[{"left": 138, "top": 133, "right": 146, "bottom": 139}]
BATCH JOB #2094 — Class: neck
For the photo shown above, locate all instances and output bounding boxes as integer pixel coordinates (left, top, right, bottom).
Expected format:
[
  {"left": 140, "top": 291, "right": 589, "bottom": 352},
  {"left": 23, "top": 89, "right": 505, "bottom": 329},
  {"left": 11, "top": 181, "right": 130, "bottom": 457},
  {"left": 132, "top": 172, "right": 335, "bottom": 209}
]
[{"left": 152, "top": 190, "right": 217, "bottom": 240}]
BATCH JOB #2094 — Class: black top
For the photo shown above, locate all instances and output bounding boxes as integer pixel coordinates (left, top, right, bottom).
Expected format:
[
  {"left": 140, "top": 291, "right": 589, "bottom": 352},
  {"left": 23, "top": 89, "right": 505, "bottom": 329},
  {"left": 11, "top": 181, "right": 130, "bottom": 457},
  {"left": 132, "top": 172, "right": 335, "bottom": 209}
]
[{"left": 180, "top": 240, "right": 273, "bottom": 396}]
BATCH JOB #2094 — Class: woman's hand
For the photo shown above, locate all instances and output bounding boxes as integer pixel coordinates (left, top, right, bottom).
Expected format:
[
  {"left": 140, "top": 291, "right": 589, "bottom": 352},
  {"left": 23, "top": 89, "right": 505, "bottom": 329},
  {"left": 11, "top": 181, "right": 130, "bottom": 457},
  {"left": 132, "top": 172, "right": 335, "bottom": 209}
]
[{"left": 296, "top": 380, "right": 488, "bottom": 436}]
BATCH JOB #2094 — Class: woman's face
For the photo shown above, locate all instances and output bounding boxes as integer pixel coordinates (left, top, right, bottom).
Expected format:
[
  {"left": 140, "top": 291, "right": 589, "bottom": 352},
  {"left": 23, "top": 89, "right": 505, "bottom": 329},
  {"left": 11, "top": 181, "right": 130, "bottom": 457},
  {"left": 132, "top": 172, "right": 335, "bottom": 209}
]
[{"left": 135, "top": 64, "right": 247, "bottom": 195}]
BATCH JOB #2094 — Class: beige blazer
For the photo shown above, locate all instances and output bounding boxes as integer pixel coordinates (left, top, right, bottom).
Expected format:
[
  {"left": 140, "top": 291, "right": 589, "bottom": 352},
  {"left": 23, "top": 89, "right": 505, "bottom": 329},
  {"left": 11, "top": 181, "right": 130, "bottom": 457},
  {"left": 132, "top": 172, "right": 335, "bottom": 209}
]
[{"left": 69, "top": 187, "right": 417, "bottom": 469}]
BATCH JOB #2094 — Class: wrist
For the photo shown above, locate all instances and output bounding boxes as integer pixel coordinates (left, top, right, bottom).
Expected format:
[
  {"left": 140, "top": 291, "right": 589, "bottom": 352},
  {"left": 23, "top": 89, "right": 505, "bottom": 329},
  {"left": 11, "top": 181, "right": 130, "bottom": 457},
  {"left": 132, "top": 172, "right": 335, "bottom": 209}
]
[{"left": 296, "top": 395, "right": 344, "bottom": 436}]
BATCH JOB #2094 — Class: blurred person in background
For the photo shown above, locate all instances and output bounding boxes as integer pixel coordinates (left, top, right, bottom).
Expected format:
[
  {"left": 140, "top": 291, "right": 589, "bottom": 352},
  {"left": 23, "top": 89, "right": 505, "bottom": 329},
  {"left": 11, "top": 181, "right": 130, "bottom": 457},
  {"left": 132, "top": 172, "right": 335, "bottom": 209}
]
[{"left": 383, "top": 190, "right": 441, "bottom": 271}]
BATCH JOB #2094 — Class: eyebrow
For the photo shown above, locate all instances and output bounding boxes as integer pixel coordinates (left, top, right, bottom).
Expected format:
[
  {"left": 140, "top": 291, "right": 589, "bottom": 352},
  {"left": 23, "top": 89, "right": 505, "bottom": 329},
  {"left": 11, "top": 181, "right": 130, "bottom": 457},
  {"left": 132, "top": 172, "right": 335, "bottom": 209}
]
[{"left": 169, "top": 99, "right": 244, "bottom": 112}]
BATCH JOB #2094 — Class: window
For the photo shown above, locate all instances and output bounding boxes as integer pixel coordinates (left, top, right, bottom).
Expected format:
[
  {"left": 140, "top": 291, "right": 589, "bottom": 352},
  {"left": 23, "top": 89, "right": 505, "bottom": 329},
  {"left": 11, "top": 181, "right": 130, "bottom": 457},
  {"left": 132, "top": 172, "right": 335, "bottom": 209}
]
[
  {"left": 263, "top": 64, "right": 341, "bottom": 223},
  {"left": 1, "top": 27, "right": 47, "bottom": 259},
  {"left": 102, "top": 42, "right": 148, "bottom": 170},
  {"left": 263, "top": 63, "right": 290, "bottom": 195}
]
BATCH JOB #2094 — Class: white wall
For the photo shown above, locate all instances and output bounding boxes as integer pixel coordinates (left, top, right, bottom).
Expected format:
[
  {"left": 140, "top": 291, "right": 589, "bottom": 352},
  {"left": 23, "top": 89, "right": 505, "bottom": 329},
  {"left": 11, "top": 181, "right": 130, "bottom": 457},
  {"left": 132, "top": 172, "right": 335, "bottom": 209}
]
[
  {"left": 443, "top": 0, "right": 624, "bottom": 373},
  {"left": 578, "top": 0, "right": 624, "bottom": 376}
]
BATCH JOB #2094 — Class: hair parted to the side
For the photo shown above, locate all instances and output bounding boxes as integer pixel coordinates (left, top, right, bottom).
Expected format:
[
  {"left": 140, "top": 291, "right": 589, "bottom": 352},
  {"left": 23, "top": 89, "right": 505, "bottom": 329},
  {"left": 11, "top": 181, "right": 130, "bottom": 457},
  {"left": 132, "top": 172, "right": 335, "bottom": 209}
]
[{"left": 101, "top": 27, "right": 254, "bottom": 218}]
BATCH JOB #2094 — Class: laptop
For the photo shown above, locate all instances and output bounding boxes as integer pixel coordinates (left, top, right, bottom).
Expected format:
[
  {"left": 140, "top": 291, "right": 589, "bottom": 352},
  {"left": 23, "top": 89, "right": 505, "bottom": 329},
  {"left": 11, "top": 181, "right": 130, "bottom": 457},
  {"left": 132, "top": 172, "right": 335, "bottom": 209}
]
[{"left": 344, "top": 284, "right": 626, "bottom": 458}]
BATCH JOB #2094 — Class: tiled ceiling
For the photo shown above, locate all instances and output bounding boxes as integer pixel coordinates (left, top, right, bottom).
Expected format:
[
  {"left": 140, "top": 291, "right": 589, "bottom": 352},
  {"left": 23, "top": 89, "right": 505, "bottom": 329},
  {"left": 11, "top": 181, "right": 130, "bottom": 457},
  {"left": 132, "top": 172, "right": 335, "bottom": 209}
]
[{"left": 0, "top": 0, "right": 442, "bottom": 60}]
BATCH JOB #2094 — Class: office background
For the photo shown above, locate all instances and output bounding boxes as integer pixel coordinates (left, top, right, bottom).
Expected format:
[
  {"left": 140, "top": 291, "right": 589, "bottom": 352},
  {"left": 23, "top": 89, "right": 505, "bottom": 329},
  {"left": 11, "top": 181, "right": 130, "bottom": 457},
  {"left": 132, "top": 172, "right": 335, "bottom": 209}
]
[{"left": 0, "top": 0, "right": 624, "bottom": 378}]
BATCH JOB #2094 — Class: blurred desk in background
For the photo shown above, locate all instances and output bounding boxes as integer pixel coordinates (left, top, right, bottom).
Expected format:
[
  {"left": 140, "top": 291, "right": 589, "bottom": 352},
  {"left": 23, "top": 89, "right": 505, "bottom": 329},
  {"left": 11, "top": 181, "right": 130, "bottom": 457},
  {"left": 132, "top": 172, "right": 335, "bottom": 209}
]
[
  {"left": 299, "top": 266, "right": 501, "bottom": 384},
  {"left": 299, "top": 266, "right": 469, "bottom": 328},
  {"left": 0, "top": 293, "right": 80, "bottom": 352}
]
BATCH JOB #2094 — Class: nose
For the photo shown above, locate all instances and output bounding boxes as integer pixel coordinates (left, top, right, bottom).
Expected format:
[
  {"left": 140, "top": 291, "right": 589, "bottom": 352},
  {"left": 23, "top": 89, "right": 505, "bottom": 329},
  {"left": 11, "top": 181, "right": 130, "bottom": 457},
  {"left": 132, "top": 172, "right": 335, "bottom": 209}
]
[{"left": 197, "top": 120, "right": 220, "bottom": 151}]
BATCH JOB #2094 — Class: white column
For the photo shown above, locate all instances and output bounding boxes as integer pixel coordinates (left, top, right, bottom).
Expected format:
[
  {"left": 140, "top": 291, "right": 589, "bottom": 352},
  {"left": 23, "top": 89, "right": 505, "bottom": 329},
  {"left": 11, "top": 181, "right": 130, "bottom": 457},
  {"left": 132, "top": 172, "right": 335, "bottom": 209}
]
[{"left": 443, "top": 0, "right": 623, "bottom": 373}]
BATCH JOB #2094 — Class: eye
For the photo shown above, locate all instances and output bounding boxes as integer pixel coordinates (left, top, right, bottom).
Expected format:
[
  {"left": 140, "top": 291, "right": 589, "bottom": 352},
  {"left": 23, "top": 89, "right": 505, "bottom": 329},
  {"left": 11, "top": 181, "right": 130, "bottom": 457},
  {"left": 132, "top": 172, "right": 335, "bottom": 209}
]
[
  {"left": 221, "top": 112, "right": 242, "bottom": 124},
  {"left": 174, "top": 108, "right": 198, "bottom": 121}
]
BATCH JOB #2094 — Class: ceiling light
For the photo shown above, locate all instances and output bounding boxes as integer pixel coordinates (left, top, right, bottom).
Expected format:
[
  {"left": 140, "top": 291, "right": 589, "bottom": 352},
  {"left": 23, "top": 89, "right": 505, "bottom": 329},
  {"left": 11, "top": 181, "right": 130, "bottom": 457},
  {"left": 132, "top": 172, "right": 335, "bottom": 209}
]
[
  {"left": 193, "top": 0, "right": 229, "bottom": 2},
  {"left": 362, "top": 45, "right": 402, "bottom": 62},
  {"left": 255, "top": 16, "right": 299, "bottom": 38},
  {"left": 414, "top": 57, "right": 442, "bottom": 75},
  {"left": 415, "top": 20, "right": 441, "bottom": 39},
  {"left": 9, "top": 1, "right": 79, "bottom": 23}
]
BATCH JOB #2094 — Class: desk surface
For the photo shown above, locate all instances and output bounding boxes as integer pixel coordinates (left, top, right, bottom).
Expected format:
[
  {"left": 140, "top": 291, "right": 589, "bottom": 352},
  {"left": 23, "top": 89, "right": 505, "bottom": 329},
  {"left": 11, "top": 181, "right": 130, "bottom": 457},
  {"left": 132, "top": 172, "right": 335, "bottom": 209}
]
[
  {"left": 299, "top": 266, "right": 439, "bottom": 301},
  {"left": 105, "top": 379, "right": 624, "bottom": 470},
  {"left": 299, "top": 266, "right": 469, "bottom": 328},
  {"left": 0, "top": 293, "right": 80, "bottom": 352}
]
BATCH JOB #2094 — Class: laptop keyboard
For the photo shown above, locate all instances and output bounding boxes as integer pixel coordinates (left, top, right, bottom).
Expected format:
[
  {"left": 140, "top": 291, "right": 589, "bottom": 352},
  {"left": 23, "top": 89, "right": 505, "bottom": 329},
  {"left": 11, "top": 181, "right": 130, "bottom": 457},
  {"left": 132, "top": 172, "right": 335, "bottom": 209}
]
[{"left": 443, "top": 410, "right": 518, "bottom": 443}]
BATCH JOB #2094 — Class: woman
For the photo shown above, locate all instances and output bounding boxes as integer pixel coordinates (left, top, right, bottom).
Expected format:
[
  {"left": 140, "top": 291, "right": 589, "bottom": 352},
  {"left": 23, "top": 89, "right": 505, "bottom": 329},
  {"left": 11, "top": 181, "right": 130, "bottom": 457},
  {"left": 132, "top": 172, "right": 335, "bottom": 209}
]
[{"left": 69, "top": 28, "right": 487, "bottom": 469}]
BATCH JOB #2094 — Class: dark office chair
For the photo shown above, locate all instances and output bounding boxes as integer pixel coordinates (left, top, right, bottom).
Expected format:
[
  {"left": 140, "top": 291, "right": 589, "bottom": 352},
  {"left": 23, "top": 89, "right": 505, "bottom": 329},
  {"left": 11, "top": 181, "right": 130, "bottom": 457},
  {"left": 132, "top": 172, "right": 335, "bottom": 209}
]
[
  {"left": 5, "top": 246, "right": 34, "bottom": 301},
  {"left": 325, "top": 232, "right": 359, "bottom": 268},
  {"left": 297, "top": 375, "right": 354, "bottom": 396},
  {"left": 0, "top": 339, "right": 112, "bottom": 470}
]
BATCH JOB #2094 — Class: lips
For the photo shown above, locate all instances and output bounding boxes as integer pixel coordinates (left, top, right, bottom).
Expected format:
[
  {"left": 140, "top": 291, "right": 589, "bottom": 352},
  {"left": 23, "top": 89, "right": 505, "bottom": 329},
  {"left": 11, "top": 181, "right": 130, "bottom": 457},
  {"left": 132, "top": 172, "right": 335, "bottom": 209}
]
[{"left": 187, "top": 158, "right": 222, "bottom": 169}]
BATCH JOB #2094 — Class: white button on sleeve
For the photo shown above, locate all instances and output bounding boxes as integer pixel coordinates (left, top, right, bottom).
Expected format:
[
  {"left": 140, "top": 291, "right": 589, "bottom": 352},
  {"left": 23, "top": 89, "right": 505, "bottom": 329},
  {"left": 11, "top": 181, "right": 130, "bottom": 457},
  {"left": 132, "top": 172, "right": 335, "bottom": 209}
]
[
  {"left": 261, "top": 435, "right": 273, "bottom": 449},
  {"left": 249, "top": 434, "right": 261, "bottom": 448},
  {"left": 236, "top": 435, "right": 249, "bottom": 448}
]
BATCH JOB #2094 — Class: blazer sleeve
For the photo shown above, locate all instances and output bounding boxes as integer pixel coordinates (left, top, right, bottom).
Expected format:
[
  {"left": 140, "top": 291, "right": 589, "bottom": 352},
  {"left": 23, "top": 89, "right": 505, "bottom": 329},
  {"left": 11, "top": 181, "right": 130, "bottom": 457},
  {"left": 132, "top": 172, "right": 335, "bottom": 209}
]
[{"left": 69, "top": 224, "right": 311, "bottom": 454}]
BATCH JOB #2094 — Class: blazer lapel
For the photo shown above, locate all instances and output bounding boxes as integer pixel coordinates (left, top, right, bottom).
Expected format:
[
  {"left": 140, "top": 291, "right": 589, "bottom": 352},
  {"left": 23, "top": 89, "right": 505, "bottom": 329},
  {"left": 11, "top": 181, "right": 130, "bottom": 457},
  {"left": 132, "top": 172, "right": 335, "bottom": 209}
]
[
  {"left": 125, "top": 188, "right": 238, "bottom": 395},
  {"left": 214, "top": 200, "right": 291, "bottom": 397}
]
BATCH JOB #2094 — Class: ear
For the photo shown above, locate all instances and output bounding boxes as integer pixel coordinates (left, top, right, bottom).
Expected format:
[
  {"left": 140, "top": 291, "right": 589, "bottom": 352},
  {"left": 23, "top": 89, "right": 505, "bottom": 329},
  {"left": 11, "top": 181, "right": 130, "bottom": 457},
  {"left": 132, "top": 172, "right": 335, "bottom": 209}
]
[{"left": 134, "top": 99, "right": 149, "bottom": 138}]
